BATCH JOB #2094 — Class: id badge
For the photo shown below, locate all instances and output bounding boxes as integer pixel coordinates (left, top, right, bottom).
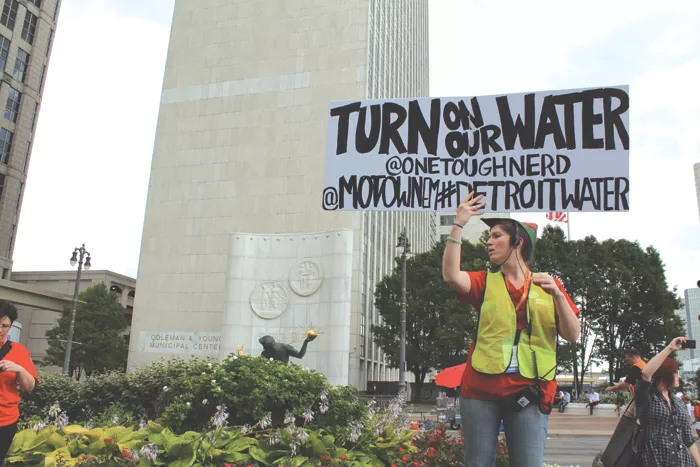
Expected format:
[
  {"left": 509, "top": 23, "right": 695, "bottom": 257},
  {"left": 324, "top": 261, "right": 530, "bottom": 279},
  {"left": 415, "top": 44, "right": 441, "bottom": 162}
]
[{"left": 505, "top": 345, "right": 518, "bottom": 373}]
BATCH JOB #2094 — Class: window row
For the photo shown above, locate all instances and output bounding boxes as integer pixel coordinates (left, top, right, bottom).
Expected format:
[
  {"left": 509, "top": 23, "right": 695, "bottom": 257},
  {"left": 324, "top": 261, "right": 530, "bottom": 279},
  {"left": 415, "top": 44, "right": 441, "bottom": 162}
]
[
  {"left": 1, "top": 0, "right": 37, "bottom": 45},
  {"left": 0, "top": 38, "right": 29, "bottom": 83},
  {"left": 0, "top": 126, "right": 34, "bottom": 169}
]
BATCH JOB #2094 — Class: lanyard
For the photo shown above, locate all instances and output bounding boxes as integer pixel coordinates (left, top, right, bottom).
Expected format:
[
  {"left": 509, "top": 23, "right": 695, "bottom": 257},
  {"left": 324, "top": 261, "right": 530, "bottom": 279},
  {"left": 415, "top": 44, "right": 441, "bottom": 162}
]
[{"left": 513, "top": 269, "right": 532, "bottom": 312}]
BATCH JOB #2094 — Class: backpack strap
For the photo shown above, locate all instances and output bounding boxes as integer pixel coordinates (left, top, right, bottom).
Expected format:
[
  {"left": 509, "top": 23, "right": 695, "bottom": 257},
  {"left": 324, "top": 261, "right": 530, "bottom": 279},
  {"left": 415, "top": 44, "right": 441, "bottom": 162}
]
[{"left": 0, "top": 340, "right": 12, "bottom": 360}]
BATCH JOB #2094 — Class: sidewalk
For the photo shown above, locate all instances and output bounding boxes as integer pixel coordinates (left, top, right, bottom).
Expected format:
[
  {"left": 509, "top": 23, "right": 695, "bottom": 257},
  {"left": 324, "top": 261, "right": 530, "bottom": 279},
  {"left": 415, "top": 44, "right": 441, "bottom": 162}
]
[{"left": 406, "top": 405, "right": 620, "bottom": 437}]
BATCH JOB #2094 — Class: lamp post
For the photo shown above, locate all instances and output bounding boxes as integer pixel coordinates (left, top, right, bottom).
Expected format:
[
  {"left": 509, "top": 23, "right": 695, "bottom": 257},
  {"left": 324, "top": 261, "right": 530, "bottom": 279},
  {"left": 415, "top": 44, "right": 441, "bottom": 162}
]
[
  {"left": 396, "top": 228, "right": 411, "bottom": 397},
  {"left": 63, "top": 244, "right": 91, "bottom": 377}
]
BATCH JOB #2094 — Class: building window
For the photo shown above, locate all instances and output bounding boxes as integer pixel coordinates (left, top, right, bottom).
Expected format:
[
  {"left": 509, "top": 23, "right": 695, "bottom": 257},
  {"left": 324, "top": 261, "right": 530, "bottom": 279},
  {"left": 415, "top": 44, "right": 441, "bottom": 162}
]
[
  {"left": 0, "top": 0, "right": 19, "bottom": 30},
  {"left": 0, "top": 173, "right": 4, "bottom": 200},
  {"left": 12, "top": 48, "right": 29, "bottom": 83},
  {"left": 15, "top": 181, "right": 22, "bottom": 214},
  {"left": 0, "top": 128, "right": 12, "bottom": 164},
  {"left": 20, "top": 11, "right": 37, "bottom": 45},
  {"left": 440, "top": 214, "right": 456, "bottom": 226},
  {"left": 0, "top": 35, "right": 9, "bottom": 71},
  {"left": 360, "top": 313, "right": 366, "bottom": 358},
  {"left": 7, "top": 223, "right": 14, "bottom": 256},
  {"left": 4, "top": 87, "right": 20, "bottom": 123},
  {"left": 29, "top": 102, "right": 37, "bottom": 132},
  {"left": 22, "top": 140, "right": 29, "bottom": 172},
  {"left": 28, "top": 0, "right": 41, "bottom": 8}
]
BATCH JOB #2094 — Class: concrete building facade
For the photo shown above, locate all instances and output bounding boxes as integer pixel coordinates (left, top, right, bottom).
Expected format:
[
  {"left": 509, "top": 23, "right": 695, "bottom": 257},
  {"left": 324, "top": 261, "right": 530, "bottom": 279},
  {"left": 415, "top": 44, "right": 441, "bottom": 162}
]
[
  {"left": 10, "top": 270, "right": 135, "bottom": 362},
  {"left": 129, "top": 0, "right": 432, "bottom": 388},
  {"left": 0, "top": 0, "right": 60, "bottom": 277}
]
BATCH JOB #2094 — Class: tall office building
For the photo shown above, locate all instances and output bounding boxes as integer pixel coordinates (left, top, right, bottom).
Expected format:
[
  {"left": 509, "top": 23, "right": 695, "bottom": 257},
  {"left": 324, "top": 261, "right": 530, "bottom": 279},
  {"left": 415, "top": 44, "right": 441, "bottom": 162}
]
[
  {"left": 694, "top": 162, "right": 700, "bottom": 221},
  {"left": 130, "top": 1, "right": 432, "bottom": 389},
  {"left": 0, "top": 0, "right": 59, "bottom": 278}
]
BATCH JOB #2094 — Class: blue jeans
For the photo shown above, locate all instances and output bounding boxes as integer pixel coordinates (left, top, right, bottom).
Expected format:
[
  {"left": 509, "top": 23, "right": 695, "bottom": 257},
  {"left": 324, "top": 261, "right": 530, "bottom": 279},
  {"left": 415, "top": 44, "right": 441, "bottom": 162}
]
[{"left": 460, "top": 396, "right": 549, "bottom": 467}]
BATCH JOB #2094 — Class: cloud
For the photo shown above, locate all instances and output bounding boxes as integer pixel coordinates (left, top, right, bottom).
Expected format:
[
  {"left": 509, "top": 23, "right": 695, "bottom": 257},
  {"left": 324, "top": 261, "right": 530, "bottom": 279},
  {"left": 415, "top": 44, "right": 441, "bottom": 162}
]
[
  {"left": 12, "top": 1, "right": 172, "bottom": 277},
  {"left": 13, "top": 0, "right": 700, "bottom": 298},
  {"left": 430, "top": 0, "right": 700, "bottom": 293}
]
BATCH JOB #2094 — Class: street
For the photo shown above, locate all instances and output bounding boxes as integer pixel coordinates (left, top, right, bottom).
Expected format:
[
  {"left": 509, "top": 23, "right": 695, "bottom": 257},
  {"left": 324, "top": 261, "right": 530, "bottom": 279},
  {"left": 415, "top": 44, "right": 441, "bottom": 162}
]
[{"left": 543, "top": 436, "right": 608, "bottom": 466}]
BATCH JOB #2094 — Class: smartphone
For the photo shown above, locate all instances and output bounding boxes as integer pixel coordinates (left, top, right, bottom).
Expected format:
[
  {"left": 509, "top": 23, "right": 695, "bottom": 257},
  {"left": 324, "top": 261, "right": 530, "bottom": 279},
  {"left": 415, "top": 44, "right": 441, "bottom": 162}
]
[{"left": 681, "top": 340, "right": 696, "bottom": 349}]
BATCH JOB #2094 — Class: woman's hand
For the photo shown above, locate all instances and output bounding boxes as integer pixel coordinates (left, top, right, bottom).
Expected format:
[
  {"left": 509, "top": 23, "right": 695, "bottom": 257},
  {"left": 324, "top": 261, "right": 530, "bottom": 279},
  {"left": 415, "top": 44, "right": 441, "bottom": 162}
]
[
  {"left": 455, "top": 191, "right": 486, "bottom": 226},
  {"left": 667, "top": 337, "right": 688, "bottom": 352},
  {"left": 532, "top": 273, "right": 562, "bottom": 297},
  {"left": 0, "top": 360, "right": 25, "bottom": 373}
]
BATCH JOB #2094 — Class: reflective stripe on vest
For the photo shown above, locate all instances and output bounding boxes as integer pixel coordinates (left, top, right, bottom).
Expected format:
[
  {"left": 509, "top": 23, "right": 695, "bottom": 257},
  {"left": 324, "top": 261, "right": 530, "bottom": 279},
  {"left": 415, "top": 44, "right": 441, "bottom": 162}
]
[{"left": 471, "top": 271, "right": 558, "bottom": 381}]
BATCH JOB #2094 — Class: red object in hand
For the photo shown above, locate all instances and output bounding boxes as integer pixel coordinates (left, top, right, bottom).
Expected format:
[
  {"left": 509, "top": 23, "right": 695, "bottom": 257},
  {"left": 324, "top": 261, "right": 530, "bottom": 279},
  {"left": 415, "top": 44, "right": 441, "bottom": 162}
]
[{"left": 435, "top": 364, "right": 467, "bottom": 388}]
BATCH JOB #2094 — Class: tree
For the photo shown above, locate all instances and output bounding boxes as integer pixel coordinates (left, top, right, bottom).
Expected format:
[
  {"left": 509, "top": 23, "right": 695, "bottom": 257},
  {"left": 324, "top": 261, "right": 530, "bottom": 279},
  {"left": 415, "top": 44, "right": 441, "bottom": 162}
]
[
  {"left": 43, "top": 283, "right": 129, "bottom": 379},
  {"left": 533, "top": 226, "right": 683, "bottom": 393},
  {"left": 371, "top": 238, "right": 487, "bottom": 401}
]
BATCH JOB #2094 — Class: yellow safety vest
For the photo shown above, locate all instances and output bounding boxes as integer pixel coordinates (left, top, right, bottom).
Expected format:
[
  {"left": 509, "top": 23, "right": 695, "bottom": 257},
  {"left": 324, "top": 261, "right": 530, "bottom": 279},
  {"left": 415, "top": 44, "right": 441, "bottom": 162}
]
[{"left": 471, "top": 271, "right": 558, "bottom": 381}]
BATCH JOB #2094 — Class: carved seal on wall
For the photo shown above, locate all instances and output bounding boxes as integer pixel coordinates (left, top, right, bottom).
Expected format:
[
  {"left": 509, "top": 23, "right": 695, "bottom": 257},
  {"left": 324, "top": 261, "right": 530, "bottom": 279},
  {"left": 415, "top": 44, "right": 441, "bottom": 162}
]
[
  {"left": 250, "top": 281, "right": 288, "bottom": 319},
  {"left": 289, "top": 259, "right": 323, "bottom": 296}
]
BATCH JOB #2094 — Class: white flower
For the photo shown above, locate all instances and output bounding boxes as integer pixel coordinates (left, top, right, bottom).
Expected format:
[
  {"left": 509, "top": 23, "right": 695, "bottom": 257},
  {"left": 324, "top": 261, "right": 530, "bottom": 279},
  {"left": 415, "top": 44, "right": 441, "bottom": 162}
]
[
  {"left": 208, "top": 362, "right": 213, "bottom": 368},
  {"left": 211, "top": 379, "right": 216, "bottom": 384},
  {"left": 163, "top": 385, "right": 168, "bottom": 391},
  {"left": 186, "top": 402, "right": 191, "bottom": 407},
  {"left": 202, "top": 372, "right": 206, "bottom": 375},
  {"left": 302, "top": 408, "right": 314, "bottom": 423},
  {"left": 233, "top": 355, "right": 238, "bottom": 360},
  {"left": 139, "top": 443, "right": 158, "bottom": 462},
  {"left": 202, "top": 399, "right": 208, "bottom": 405},
  {"left": 284, "top": 410, "right": 296, "bottom": 425},
  {"left": 270, "top": 357, "right": 274, "bottom": 361}
]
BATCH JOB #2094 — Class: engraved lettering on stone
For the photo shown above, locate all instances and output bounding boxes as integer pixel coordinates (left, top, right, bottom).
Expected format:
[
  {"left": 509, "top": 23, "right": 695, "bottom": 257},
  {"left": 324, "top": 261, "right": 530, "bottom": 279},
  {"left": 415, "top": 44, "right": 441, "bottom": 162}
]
[
  {"left": 289, "top": 259, "right": 323, "bottom": 296},
  {"left": 250, "top": 281, "right": 288, "bottom": 319}
]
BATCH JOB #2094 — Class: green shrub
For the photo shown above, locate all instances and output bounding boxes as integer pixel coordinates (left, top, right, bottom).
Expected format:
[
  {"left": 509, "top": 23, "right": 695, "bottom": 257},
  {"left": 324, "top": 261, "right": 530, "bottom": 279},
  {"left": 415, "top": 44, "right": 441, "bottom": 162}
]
[{"left": 20, "top": 355, "right": 369, "bottom": 439}]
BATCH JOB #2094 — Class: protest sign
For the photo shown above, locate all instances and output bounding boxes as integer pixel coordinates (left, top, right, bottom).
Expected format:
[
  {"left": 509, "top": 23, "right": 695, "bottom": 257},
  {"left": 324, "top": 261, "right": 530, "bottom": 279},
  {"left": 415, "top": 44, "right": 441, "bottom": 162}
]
[{"left": 322, "top": 86, "right": 629, "bottom": 212}]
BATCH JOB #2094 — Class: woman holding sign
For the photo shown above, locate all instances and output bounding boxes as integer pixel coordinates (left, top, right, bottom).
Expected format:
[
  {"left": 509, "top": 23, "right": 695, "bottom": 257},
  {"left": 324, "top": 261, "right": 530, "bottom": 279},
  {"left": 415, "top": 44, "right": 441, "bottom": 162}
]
[{"left": 442, "top": 192, "right": 580, "bottom": 467}]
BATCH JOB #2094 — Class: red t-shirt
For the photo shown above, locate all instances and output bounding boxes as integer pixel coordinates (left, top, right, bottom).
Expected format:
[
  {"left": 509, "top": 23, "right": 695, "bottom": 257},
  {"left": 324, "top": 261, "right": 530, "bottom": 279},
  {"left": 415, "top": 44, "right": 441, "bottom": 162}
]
[
  {"left": 0, "top": 341, "right": 39, "bottom": 426},
  {"left": 458, "top": 271, "right": 580, "bottom": 411}
]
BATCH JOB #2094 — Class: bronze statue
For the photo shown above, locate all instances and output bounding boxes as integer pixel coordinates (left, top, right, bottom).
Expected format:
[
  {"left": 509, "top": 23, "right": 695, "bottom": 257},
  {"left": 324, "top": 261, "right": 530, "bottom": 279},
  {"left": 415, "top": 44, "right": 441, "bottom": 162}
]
[{"left": 259, "top": 333, "right": 317, "bottom": 364}]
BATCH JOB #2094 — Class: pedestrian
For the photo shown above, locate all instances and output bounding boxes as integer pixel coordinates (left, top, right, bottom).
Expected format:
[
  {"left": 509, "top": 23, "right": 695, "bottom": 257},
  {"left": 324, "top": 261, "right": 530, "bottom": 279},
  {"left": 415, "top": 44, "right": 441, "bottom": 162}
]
[
  {"left": 635, "top": 337, "right": 700, "bottom": 466},
  {"left": 442, "top": 192, "right": 581, "bottom": 467},
  {"left": 558, "top": 391, "right": 570, "bottom": 413},
  {"left": 605, "top": 348, "right": 647, "bottom": 417},
  {"left": 693, "top": 401, "right": 700, "bottom": 439},
  {"left": 0, "top": 301, "right": 38, "bottom": 465},
  {"left": 585, "top": 389, "right": 600, "bottom": 415}
]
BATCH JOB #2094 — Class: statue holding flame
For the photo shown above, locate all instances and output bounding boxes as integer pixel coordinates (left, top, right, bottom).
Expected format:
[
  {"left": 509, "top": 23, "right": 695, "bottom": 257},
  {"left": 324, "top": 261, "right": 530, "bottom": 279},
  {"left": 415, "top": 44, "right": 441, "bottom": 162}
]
[{"left": 259, "top": 325, "right": 320, "bottom": 364}]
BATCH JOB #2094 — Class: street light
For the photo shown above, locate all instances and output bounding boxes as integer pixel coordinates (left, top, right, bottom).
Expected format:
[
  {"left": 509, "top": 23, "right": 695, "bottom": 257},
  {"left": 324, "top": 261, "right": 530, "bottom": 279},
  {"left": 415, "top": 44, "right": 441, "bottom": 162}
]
[
  {"left": 396, "top": 228, "right": 411, "bottom": 397},
  {"left": 63, "top": 244, "right": 91, "bottom": 377}
]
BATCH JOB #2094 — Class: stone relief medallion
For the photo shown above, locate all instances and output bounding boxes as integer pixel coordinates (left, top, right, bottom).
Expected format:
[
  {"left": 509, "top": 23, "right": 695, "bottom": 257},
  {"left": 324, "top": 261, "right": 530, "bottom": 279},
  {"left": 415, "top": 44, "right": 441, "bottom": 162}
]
[
  {"left": 250, "top": 281, "right": 288, "bottom": 319},
  {"left": 289, "top": 259, "right": 324, "bottom": 296}
]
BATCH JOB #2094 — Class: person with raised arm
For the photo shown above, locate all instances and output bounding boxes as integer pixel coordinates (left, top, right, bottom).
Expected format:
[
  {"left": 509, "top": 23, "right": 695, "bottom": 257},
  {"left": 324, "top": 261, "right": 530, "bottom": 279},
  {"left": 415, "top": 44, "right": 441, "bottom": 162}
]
[
  {"left": 442, "top": 192, "right": 580, "bottom": 467},
  {"left": 635, "top": 337, "right": 700, "bottom": 466}
]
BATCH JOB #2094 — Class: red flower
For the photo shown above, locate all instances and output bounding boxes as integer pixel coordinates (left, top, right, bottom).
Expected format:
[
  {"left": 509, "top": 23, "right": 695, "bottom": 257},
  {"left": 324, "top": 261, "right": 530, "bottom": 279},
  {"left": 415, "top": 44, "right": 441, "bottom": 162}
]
[
  {"left": 429, "top": 447, "right": 435, "bottom": 452},
  {"left": 402, "top": 455, "right": 409, "bottom": 461},
  {"left": 436, "top": 429, "right": 443, "bottom": 434},
  {"left": 321, "top": 456, "right": 329, "bottom": 461},
  {"left": 121, "top": 450, "right": 132, "bottom": 459},
  {"left": 104, "top": 438, "right": 113, "bottom": 443},
  {"left": 340, "top": 455, "right": 349, "bottom": 460},
  {"left": 414, "top": 462, "right": 420, "bottom": 467},
  {"left": 392, "top": 465, "right": 397, "bottom": 467},
  {"left": 398, "top": 447, "right": 404, "bottom": 452}
]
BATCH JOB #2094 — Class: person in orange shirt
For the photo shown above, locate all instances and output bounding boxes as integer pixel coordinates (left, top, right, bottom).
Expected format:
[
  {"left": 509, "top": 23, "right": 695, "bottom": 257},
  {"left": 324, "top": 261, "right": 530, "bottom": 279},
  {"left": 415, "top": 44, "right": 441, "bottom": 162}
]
[
  {"left": 0, "top": 301, "right": 38, "bottom": 464},
  {"left": 442, "top": 192, "right": 581, "bottom": 467}
]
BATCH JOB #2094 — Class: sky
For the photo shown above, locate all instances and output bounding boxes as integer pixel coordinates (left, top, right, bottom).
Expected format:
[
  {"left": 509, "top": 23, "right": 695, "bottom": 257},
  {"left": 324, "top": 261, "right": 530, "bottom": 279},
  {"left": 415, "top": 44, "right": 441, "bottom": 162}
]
[{"left": 12, "top": 0, "right": 700, "bottom": 296}]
